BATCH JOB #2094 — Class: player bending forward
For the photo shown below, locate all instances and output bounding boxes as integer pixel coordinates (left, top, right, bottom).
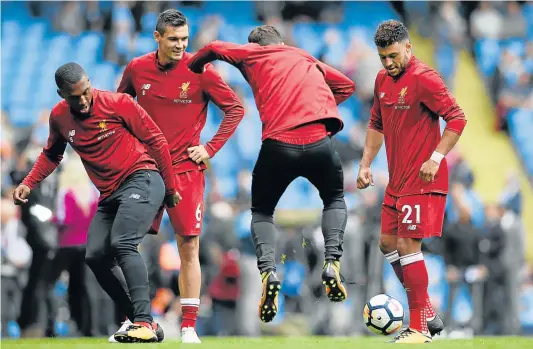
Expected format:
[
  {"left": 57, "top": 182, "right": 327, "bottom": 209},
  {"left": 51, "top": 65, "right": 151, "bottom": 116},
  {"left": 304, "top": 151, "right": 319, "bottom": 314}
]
[
  {"left": 357, "top": 20, "right": 467, "bottom": 343},
  {"left": 117, "top": 9, "right": 244, "bottom": 343},
  {"left": 188, "top": 25, "right": 356, "bottom": 323},
  {"left": 13, "top": 63, "right": 181, "bottom": 343}
]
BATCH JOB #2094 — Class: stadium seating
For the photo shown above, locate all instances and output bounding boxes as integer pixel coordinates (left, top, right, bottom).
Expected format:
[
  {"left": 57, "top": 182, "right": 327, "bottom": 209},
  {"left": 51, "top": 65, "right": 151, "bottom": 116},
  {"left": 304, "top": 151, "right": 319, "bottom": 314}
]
[
  {"left": 1, "top": 2, "right": 396, "bottom": 208},
  {"left": 471, "top": 2, "right": 533, "bottom": 180}
]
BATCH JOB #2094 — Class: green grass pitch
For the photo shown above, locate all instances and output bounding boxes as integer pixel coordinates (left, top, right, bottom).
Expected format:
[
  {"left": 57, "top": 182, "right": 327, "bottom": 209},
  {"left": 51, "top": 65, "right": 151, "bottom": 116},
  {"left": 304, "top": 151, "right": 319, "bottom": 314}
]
[{"left": 2, "top": 336, "right": 532, "bottom": 348}]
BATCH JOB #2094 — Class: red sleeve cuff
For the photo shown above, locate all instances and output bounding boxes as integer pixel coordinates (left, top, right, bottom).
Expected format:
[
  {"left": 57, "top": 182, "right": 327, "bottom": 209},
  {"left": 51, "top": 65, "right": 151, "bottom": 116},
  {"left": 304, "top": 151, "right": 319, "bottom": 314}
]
[
  {"left": 444, "top": 118, "right": 467, "bottom": 136},
  {"left": 205, "top": 143, "right": 216, "bottom": 158}
]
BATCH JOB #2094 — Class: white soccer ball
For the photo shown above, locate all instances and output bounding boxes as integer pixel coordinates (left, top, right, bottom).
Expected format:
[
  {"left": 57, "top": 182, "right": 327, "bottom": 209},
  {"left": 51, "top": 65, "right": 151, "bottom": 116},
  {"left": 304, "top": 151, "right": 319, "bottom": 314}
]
[{"left": 363, "top": 294, "right": 404, "bottom": 335}]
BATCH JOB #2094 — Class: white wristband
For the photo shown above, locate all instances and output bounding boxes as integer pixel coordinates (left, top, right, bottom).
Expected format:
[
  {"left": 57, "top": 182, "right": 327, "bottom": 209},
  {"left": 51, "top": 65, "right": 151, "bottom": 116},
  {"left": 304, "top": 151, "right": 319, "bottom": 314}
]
[{"left": 430, "top": 151, "right": 445, "bottom": 164}]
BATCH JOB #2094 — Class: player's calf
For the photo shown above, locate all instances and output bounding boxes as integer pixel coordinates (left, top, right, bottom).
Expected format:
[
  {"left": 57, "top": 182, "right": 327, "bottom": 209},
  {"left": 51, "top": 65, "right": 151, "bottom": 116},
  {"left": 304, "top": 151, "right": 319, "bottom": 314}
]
[{"left": 176, "top": 236, "right": 201, "bottom": 333}]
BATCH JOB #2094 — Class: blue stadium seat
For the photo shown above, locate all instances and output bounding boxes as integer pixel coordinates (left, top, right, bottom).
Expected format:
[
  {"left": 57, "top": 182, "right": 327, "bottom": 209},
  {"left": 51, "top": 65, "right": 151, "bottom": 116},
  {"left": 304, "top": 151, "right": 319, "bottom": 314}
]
[
  {"left": 504, "top": 38, "right": 526, "bottom": 57},
  {"left": 210, "top": 138, "right": 240, "bottom": 177},
  {"left": 141, "top": 12, "right": 158, "bottom": 35},
  {"left": 474, "top": 39, "right": 501, "bottom": 78},
  {"left": 526, "top": 4, "right": 533, "bottom": 40},
  {"left": 203, "top": 1, "right": 257, "bottom": 24},
  {"left": 236, "top": 108, "right": 262, "bottom": 163},
  {"left": 277, "top": 177, "right": 310, "bottom": 209},
  {"left": 91, "top": 63, "right": 117, "bottom": 91},
  {"left": 216, "top": 174, "right": 239, "bottom": 199},
  {"left": 322, "top": 27, "right": 349, "bottom": 67},
  {"left": 8, "top": 107, "right": 40, "bottom": 128},
  {"left": 435, "top": 43, "right": 455, "bottom": 83},
  {"left": 134, "top": 34, "right": 157, "bottom": 58},
  {"left": 1, "top": 1, "right": 31, "bottom": 21},
  {"left": 75, "top": 32, "right": 105, "bottom": 63},
  {"left": 335, "top": 105, "right": 355, "bottom": 142},
  {"left": 292, "top": 23, "right": 327, "bottom": 58}
]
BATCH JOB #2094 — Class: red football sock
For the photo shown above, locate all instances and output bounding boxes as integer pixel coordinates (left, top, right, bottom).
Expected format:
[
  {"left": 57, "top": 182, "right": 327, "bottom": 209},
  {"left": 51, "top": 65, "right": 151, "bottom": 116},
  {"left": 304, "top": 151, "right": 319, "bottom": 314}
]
[
  {"left": 385, "top": 251, "right": 404, "bottom": 284},
  {"left": 134, "top": 321, "right": 153, "bottom": 330},
  {"left": 387, "top": 250, "right": 436, "bottom": 320},
  {"left": 180, "top": 298, "right": 200, "bottom": 330},
  {"left": 425, "top": 295, "right": 436, "bottom": 319},
  {"left": 401, "top": 252, "right": 429, "bottom": 334}
]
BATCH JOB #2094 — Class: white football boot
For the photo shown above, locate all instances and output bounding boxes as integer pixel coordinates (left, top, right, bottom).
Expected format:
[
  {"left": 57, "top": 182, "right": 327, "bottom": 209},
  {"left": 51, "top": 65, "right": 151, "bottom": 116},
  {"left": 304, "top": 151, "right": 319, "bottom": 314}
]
[
  {"left": 181, "top": 326, "right": 201, "bottom": 344},
  {"left": 108, "top": 319, "right": 132, "bottom": 343}
]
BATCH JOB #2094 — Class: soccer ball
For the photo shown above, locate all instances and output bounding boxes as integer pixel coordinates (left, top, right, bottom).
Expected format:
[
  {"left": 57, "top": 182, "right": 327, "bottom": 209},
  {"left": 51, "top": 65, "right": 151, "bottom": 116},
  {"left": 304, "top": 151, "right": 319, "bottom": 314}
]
[{"left": 363, "top": 294, "right": 404, "bottom": 335}]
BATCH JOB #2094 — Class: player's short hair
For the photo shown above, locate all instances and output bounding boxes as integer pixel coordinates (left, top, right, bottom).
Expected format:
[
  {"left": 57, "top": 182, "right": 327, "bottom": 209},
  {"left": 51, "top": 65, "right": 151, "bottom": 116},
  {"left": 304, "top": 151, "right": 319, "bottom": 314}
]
[
  {"left": 248, "top": 25, "right": 283, "bottom": 46},
  {"left": 156, "top": 9, "right": 187, "bottom": 35},
  {"left": 374, "top": 20, "right": 409, "bottom": 48},
  {"left": 55, "top": 62, "right": 87, "bottom": 90}
]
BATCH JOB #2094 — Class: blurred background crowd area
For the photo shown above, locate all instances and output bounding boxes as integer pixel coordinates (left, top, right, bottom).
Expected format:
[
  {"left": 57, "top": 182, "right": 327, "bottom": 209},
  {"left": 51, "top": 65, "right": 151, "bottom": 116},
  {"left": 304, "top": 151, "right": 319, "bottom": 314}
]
[{"left": 1, "top": 0, "right": 533, "bottom": 340}]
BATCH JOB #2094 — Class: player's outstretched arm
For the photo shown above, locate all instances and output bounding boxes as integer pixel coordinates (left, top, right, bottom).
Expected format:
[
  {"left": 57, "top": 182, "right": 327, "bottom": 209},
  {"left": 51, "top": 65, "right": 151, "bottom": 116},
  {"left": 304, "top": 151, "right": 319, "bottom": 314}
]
[
  {"left": 317, "top": 62, "right": 356, "bottom": 105},
  {"left": 187, "top": 41, "right": 248, "bottom": 73},
  {"left": 194, "top": 64, "right": 245, "bottom": 162},
  {"left": 418, "top": 71, "right": 467, "bottom": 182},
  {"left": 117, "top": 94, "right": 180, "bottom": 206},
  {"left": 15, "top": 116, "right": 67, "bottom": 205}
]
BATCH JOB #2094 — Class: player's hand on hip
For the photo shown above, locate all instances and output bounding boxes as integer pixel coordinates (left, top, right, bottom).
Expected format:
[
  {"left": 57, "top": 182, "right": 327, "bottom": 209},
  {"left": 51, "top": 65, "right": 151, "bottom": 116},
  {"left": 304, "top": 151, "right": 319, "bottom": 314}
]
[
  {"left": 419, "top": 159, "right": 439, "bottom": 182},
  {"left": 13, "top": 184, "right": 31, "bottom": 205},
  {"left": 165, "top": 191, "right": 182, "bottom": 208},
  {"left": 187, "top": 145, "right": 211, "bottom": 164},
  {"left": 357, "top": 166, "right": 374, "bottom": 189}
]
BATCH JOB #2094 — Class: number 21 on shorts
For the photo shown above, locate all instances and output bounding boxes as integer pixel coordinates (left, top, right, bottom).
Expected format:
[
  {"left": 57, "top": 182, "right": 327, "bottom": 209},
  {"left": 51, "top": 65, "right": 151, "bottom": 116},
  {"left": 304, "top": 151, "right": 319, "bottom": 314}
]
[{"left": 401, "top": 204, "right": 420, "bottom": 230}]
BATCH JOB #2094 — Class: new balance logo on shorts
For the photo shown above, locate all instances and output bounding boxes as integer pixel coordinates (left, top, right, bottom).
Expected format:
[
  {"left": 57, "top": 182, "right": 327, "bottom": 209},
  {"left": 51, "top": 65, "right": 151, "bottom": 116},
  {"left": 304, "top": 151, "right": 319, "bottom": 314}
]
[
  {"left": 129, "top": 193, "right": 140, "bottom": 199},
  {"left": 407, "top": 224, "right": 417, "bottom": 231}
]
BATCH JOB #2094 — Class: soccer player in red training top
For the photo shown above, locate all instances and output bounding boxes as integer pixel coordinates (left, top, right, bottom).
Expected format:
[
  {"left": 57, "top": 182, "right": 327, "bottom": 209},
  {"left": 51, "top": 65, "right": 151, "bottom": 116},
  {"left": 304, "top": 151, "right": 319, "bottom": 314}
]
[
  {"left": 12, "top": 63, "right": 181, "bottom": 343},
  {"left": 188, "top": 25, "right": 356, "bottom": 323},
  {"left": 117, "top": 9, "right": 244, "bottom": 343},
  {"left": 357, "top": 21, "right": 467, "bottom": 343}
]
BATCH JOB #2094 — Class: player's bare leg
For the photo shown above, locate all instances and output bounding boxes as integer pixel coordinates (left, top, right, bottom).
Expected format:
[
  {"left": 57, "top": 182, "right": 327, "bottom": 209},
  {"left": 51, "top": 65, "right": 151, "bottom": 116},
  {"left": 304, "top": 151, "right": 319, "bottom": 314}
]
[
  {"left": 379, "top": 235, "right": 443, "bottom": 338},
  {"left": 176, "top": 235, "right": 202, "bottom": 344}
]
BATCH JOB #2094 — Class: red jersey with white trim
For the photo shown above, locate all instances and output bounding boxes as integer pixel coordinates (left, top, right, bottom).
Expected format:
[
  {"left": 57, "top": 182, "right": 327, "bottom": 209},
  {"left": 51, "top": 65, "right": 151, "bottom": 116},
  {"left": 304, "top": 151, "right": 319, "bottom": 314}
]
[
  {"left": 22, "top": 89, "right": 176, "bottom": 200},
  {"left": 118, "top": 51, "right": 244, "bottom": 173},
  {"left": 368, "top": 56, "right": 467, "bottom": 197}
]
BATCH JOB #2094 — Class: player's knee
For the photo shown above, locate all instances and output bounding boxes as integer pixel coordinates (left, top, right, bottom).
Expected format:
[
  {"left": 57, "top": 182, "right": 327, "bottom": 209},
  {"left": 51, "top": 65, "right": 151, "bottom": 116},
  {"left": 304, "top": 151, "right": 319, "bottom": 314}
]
[
  {"left": 177, "top": 236, "right": 199, "bottom": 264},
  {"left": 85, "top": 250, "right": 105, "bottom": 269},
  {"left": 109, "top": 238, "right": 137, "bottom": 258},
  {"left": 379, "top": 235, "right": 397, "bottom": 255},
  {"left": 323, "top": 193, "right": 346, "bottom": 211},
  {"left": 251, "top": 212, "right": 274, "bottom": 223},
  {"left": 396, "top": 237, "right": 422, "bottom": 256}
]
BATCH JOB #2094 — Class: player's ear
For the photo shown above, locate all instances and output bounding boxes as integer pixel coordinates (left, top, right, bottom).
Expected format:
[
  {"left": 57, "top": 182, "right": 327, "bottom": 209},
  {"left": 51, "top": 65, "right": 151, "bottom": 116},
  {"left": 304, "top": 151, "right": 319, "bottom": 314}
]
[
  {"left": 405, "top": 41, "right": 412, "bottom": 52},
  {"left": 154, "top": 31, "right": 161, "bottom": 43}
]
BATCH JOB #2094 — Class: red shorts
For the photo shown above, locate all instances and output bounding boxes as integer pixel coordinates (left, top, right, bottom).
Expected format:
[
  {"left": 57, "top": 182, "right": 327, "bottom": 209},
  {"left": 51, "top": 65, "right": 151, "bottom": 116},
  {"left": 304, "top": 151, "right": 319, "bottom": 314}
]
[
  {"left": 166, "top": 169, "right": 206, "bottom": 237},
  {"left": 381, "top": 192, "right": 447, "bottom": 238}
]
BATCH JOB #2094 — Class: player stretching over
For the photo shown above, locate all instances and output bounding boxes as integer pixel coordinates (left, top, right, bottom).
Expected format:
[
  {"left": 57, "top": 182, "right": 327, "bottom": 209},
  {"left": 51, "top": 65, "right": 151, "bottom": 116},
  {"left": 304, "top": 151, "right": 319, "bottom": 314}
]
[
  {"left": 188, "top": 25, "right": 355, "bottom": 323},
  {"left": 13, "top": 63, "right": 180, "bottom": 343},
  {"left": 357, "top": 21, "right": 467, "bottom": 343},
  {"left": 117, "top": 9, "right": 244, "bottom": 343}
]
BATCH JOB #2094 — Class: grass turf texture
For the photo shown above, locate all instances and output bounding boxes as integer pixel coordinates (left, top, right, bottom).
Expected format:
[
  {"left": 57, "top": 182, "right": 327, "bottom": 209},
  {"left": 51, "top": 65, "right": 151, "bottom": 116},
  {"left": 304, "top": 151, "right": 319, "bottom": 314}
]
[{"left": 1, "top": 336, "right": 532, "bottom": 348}]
